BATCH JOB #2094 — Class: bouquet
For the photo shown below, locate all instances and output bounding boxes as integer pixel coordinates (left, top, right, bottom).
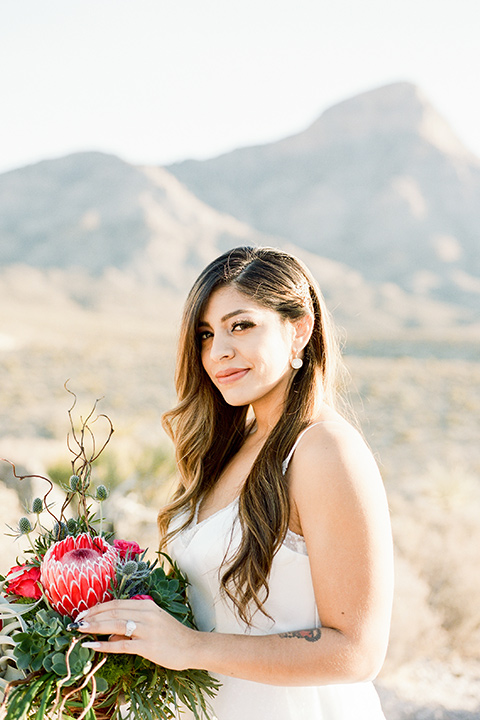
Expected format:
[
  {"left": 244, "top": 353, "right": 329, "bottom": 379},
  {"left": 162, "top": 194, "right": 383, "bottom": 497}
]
[{"left": 0, "top": 389, "right": 219, "bottom": 720}]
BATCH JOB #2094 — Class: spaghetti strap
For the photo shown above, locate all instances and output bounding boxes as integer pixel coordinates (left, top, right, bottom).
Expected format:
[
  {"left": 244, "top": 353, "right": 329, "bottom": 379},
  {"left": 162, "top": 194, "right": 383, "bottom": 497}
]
[{"left": 281, "top": 421, "right": 341, "bottom": 475}]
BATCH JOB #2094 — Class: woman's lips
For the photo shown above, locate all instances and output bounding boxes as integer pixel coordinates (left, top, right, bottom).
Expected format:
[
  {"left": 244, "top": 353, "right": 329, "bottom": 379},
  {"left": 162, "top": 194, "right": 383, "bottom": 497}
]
[{"left": 215, "top": 368, "right": 249, "bottom": 384}]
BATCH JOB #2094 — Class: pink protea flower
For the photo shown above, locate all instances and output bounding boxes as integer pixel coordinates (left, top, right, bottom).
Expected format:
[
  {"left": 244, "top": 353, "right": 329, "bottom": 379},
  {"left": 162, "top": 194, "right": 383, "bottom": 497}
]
[{"left": 40, "top": 533, "right": 119, "bottom": 617}]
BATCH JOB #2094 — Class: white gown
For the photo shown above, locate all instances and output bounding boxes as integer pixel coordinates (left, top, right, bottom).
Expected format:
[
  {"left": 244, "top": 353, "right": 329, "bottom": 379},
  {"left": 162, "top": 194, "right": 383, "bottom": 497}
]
[{"left": 168, "top": 429, "right": 386, "bottom": 720}]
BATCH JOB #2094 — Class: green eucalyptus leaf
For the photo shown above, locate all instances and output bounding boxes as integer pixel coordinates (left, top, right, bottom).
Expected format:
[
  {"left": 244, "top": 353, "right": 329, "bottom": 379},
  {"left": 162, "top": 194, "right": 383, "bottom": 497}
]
[
  {"left": 54, "top": 637, "right": 70, "bottom": 651},
  {"left": 95, "top": 675, "right": 109, "bottom": 693},
  {"left": 31, "top": 653, "right": 44, "bottom": 672},
  {"left": 51, "top": 652, "right": 68, "bottom": 675},
  {"left": 78, "top": 645, "right": 91, "bottom": 663},
  {"left": 39, "top": 628, "right": 55, "bottom": 639},
  {"left": 165, "top": 601, "right": 190, "bottom": 615},
  {"left": 42, "top": 654, "right": 53, "bottom": 672},
  {"left": 11, "top": 631, "right": 30, "bottom": 643},
  {"left": 36, "top": 609, "right": 50, "bottom": 624},
  {"left": 14, "top": 651, "right": 32, "bottom": 670}
]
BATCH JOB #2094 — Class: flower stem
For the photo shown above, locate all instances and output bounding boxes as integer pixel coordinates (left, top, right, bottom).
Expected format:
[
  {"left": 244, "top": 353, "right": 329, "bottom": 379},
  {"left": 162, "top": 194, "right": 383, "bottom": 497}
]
[{"left": 25, "top": 531, "right": 37, "bottom": 553}]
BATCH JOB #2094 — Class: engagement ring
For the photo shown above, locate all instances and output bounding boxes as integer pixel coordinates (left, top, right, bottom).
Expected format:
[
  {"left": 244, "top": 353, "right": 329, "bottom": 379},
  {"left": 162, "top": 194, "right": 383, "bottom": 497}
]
[{"left": 125, "top": 619, "right": 136, "bottom": 638}]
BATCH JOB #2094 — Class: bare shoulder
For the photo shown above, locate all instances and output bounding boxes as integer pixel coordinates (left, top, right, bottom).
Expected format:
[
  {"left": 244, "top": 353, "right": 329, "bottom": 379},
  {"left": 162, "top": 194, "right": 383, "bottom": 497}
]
[
  {"left": 288, "top": 413, "right": 386, "bottom": 524},
  {"left": 289, "top": 413, "right": 379, "bottom": 476}
]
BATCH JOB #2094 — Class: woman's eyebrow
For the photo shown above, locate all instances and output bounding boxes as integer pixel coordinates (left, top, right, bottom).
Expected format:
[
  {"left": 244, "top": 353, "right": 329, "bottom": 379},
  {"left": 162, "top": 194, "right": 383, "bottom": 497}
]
[
  {"left": 199, "top": 309, "right": 250, "bottom": 327},
  {"left": 221, "top": 309, "right": 248, "bottom": 322}
]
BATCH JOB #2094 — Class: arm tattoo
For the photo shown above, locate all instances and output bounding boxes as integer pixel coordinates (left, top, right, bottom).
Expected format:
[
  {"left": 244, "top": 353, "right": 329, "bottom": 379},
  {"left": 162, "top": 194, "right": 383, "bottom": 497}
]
[{"left": 278, "top": 628, "right": 322, "bottom": 643}]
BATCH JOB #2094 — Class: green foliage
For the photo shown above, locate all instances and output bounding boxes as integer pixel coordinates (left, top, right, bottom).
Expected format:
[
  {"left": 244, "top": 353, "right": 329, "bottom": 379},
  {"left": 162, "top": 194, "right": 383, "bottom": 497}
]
[
  {"left": 112, "top": 553, "right": 194, "bottom": 627},
  {"left": 1, "top": 605, "right": 97, "bottom": 720},
  {"left": 13, "top": 606, "right": 94, "bottom": 680},
  {"left": 92, "top": 556, "right": 219, "bottom": 718},
  {"left": 2, "top": 676, "right": 53, "bottom": 720},
  {"left": 97, "top": 653, "right": 135, "bottom": 686},
  {"left": 96, "top": 654, "right": 220, "bottom": 720},
  {"left": 145, "top": 565, "right": 192, "bottom": 627}
]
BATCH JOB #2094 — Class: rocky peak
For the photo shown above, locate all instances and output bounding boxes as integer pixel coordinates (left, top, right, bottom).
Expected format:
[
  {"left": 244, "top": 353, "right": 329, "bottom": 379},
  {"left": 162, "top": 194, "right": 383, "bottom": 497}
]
[{"left": 276, "top": 82, "right": 472, "bottom": 159}]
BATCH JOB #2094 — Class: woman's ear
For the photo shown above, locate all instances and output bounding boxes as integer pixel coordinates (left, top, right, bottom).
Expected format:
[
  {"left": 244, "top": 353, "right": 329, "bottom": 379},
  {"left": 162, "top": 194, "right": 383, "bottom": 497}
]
[{"left": 293, "top": 313, "right": 314, "bottom": 353}]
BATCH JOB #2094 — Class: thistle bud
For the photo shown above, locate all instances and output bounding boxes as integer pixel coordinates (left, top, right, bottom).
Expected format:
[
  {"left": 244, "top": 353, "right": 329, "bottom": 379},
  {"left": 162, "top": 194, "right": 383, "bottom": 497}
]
[
  {"left": 53, "top": 522, "right": 68, "bottom": 540},
  {"left": 18, "top": 517, "right": 33, "bottom": 534},
  {"left": 122, "top": 560, "right": 138, "bottom": 576},
  {"left": 66, "top": 518, "right": 77, "bottom": 534},
  {"left": 95, "top": 485, "right": 109, "bottom": 501},
  {"left": 69, "top": 475, "right": 80, "bottom": 491},
  {"left": 32, "top": 497, "right": 43, "bottom": 514}
]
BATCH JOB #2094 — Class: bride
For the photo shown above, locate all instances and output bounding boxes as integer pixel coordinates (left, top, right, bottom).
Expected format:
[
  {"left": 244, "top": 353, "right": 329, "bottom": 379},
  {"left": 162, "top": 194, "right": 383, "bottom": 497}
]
[{"left": 78, "top": 246, "right": 394, "bottom": 719}]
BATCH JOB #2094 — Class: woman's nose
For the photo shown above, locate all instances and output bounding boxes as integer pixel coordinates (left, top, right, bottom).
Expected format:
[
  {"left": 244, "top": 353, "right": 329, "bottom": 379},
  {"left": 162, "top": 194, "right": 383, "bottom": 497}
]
[{"left": 209, "top": 332, "right": 235, "bottom": 361}]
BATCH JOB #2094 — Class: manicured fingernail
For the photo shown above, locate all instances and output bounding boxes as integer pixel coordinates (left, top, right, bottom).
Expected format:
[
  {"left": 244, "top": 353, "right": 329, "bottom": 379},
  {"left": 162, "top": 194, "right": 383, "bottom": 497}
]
[
  {"left": 69, "top": 620, "right": 89, "bottom": 630},
  {"left": 81, "top": 641, "right": 100, "bottom": 649},
  {"left": 75, "top": 609, "right": 89, "bottom": 621}
]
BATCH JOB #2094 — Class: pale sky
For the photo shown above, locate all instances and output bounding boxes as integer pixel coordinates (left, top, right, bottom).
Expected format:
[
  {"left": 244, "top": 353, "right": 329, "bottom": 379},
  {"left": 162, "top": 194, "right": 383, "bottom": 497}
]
[{"left": 1, "top": 0, "right": 479, "bottom": 175}]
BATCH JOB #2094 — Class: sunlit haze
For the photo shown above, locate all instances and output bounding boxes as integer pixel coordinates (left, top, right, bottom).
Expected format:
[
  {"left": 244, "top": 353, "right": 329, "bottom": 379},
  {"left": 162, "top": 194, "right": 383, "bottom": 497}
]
[{"left": 1, "top": 0, "right": 479, "bottom": 174}]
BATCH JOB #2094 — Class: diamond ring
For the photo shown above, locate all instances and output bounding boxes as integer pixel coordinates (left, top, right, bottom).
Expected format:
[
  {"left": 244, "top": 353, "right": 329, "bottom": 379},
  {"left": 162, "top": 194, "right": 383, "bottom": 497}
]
[{"left": 125, "top": 619, "right": 137, "bottom": 638}]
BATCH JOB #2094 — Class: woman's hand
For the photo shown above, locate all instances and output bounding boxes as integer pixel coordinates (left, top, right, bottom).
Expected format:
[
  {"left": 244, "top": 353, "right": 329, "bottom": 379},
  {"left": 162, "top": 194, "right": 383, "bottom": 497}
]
[{"left": 70, "top": 598, "right": 198, "bottom": 670}]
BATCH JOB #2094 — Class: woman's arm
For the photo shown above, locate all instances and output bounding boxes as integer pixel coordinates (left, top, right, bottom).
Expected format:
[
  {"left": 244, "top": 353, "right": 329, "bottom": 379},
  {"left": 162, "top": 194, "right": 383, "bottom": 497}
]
[
  {"left": 76, "top": 422, "right": 393, "bottom": 686},
  {"left": 286, "top": 420, "right": 394, "bottom": 683}
]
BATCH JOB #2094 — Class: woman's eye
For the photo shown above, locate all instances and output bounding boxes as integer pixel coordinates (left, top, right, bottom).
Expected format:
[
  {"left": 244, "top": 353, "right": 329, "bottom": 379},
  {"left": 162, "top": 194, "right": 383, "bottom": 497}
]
[
  {"left": 232, "top": 321, "right": 254, "bottom": 332},
  {"left": 198, "top": 330, "right": 213, "bottom": 342}
]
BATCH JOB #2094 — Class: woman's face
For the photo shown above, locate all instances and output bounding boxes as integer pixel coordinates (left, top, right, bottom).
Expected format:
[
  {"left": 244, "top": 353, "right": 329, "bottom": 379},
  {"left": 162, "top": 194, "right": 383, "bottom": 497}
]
[{"left": 198, "top": 285, "right": 299, "bottom": 412}]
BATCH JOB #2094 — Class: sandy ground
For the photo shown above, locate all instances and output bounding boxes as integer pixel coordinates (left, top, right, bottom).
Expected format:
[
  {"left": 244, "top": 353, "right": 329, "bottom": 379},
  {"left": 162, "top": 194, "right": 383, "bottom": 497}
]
[{"left": 376, "top": 659, "right": 480, "bottom": 719}]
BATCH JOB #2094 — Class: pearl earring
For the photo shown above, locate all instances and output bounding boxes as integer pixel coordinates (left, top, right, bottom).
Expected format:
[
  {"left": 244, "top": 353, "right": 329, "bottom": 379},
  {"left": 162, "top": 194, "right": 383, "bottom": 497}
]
[{"left": 291, "top": 357, "right": 303, "bottom": 370}]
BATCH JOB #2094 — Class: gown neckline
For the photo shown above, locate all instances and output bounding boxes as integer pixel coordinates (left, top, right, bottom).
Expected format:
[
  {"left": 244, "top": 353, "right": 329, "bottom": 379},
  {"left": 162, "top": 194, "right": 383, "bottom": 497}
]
[
  {"left": 193, "top": 422, "right": 337, "bottom": 534},
  {"left": 193, "top": 495, "right": 306, "bottom": 550},
  {"left": 194, "top": 496, "right": 238, "bottom": 529}
]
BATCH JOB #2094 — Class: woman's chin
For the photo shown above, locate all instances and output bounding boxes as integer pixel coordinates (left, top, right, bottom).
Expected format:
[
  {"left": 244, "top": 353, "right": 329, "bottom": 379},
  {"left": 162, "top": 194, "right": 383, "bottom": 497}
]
[{"left": 220, "top": 393, "right": 251, "bottom": 407}]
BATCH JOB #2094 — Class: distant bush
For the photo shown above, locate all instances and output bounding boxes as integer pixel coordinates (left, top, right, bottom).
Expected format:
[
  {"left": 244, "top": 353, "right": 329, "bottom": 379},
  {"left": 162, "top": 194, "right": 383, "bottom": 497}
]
[
  {"left": 46, "top": 460, "right": 73, "bottom": 488},
  {"left": 386, "top": 552, "right": 448, "bottom": 670},
  {"left": 46, "top": 442, "right": 176, "bottom": 504},
  {"left": 388, "top": 464, "right": 480, "bottom": 663}
]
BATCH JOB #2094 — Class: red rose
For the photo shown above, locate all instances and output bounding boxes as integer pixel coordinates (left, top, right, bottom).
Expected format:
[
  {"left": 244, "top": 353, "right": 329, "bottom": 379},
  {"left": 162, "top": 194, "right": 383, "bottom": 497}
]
[
  {"left": 5, "top": 564, "right": 42, "bottom": 600},
  {"left": 113, "top": 539, "right": 144, "bottom": 560},
  {"left": 131, "top": 594, "right": 153, "bottom": 601}
]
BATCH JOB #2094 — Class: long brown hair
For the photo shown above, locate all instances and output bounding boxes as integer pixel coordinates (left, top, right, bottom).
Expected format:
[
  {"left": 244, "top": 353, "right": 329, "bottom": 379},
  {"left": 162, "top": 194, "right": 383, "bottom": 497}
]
[{"left": 159, "top": 246, "right": 344, "bottom": 623}]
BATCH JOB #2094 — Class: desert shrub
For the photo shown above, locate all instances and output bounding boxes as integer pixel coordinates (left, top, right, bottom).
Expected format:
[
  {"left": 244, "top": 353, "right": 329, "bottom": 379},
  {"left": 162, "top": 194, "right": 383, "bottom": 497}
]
[
  {"left": 388, "top": 464, "right": 480, "bottom": 661},
  {"left": 47, "top": 450, "right": 122, "bottom": 491},
  {"left": 385, "top": 552, "right": 448, "bottom": 671},
  {"left": 128, "top": 444, "right": 177, "bottom": 505},
  {"left": 46, "top": 459, "right": 75, "bottom": 488},
  {"left": 46, "top": 441, "right": 176, "bottom": 506}
]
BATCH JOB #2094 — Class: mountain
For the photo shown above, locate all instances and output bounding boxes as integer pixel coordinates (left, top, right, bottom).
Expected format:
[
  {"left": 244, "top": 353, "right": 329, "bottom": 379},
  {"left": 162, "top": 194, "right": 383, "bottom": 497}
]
[
  {"left": 168, "top": 82, "right": 480, "bottom": 313},
  {"left": 0, "top": 152, "right": 269, "bottom": 290},
  {"left": 1, "top": 88, "right": 479, "bottom": 346},
  {"left": 0, "top": 150, "right": 448, "bottom": 341}
]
